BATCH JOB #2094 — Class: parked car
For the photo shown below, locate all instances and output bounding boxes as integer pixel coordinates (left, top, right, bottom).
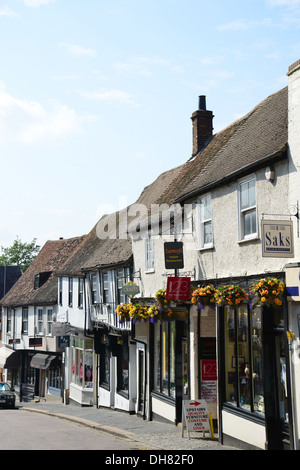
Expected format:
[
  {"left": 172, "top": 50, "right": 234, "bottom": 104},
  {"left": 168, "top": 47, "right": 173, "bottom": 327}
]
[{"left": 0, "top": 382, "right": 16, "bottom": 408}]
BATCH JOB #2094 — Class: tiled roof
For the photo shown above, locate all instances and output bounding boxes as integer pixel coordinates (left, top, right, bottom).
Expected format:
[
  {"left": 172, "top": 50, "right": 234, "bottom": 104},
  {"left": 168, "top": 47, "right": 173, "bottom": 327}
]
[
  {"left": 1, "top": 236, "right": 85, "bottom": 307},
  {"left": 158, "top": 86, "right": 288, "bottom": 205}
]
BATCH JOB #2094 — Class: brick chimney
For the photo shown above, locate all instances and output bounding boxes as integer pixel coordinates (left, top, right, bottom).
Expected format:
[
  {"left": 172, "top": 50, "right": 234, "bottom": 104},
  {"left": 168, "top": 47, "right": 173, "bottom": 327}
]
[{"left": 191, "top": 96, "right": 214, "bottom": 157}]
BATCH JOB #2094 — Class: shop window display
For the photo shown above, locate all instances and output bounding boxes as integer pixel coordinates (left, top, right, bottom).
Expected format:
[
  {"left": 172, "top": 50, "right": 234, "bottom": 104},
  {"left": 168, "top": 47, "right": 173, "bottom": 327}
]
[
  {"left": 153, "top": 321, "right": 176, "bottom": 398},
  {"left": 224, "top": 305, "right": 264, "bottom": 415},
  {"left": 71, "top": 337, "right": 94, "bottom": 388}
]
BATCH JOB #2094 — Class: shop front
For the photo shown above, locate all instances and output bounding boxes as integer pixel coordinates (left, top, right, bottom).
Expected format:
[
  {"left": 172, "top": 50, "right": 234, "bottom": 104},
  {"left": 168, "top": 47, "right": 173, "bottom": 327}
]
[
  {"left": 217, "top": 276, "right": 294, "bottom": 450},
  {"left": 149, "top": 314, "right": 188, "bottom": 425},
  {"left": 69, "top": 335, "right": 94, "bottom": 405}
]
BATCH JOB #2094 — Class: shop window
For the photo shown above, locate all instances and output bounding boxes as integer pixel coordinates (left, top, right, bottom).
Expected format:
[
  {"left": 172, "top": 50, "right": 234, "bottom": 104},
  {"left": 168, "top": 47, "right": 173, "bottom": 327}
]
[
  {"left": 99, "top": 343, "right": 110, "bottom": 389},
  {"left": 224, "top": 304, "right": 264, "bottom": 415},
  {"left": 153, "top": 321, "right": 176, "bottom": 399},
  {"left": 117, "top": 338, "right": 129, "bottom": 396},
  {"left": 71, "top": 337, "right": 94, "bottom": 389}
]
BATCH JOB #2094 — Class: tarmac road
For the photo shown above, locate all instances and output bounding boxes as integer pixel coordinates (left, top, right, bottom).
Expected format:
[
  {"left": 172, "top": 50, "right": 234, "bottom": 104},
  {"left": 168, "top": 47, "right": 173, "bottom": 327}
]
[{"left": 0, "top": 408, "right": 144, "bottom": 450}]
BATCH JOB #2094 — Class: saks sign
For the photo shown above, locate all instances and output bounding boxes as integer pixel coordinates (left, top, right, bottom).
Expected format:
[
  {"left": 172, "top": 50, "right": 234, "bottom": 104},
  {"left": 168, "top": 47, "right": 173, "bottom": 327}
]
[{"left": 262, "top": 219, "right": 294, "bottom": 258}]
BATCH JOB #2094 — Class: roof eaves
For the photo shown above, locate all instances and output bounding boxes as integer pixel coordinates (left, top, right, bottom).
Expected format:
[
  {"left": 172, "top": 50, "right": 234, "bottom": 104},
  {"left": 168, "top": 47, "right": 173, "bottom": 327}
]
[{"left": 176, "top": 144, "right": 288, "bottom": 203}]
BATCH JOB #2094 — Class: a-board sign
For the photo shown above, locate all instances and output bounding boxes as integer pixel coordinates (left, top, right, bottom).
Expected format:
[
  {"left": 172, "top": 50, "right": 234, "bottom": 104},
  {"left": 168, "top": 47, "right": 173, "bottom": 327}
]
[{"left": 182, "top": 399, "right": 213, "bottom": 439}]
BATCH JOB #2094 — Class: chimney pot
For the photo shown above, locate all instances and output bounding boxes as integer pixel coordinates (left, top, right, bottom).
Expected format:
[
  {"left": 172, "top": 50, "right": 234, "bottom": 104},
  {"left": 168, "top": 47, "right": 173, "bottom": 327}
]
[{"left": 199, "top": 95, "right": 206, "bottom": 110}]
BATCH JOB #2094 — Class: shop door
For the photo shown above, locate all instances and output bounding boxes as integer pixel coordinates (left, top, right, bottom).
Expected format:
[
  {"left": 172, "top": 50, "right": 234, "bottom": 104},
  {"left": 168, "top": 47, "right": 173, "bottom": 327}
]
[
  {"left": 138, "top": 349, "right": 144, "bottom": 414},
  {"left": 263, "top": 308, "right": 293, "bottom": 450}
]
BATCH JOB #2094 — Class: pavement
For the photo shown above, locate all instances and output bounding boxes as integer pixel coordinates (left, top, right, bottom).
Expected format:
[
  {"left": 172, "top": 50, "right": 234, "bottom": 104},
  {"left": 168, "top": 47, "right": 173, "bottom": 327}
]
[{"left": 16, "top": 394, "right": 240, "bottom": 451}]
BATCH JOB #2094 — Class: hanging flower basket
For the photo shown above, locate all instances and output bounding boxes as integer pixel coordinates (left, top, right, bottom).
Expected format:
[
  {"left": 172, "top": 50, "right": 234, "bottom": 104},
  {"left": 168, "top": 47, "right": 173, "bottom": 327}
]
[
  {"left": 116, "top": 302, "right": 148, "bottom": 323},
  {"left": 128, "top": 303, "right": 149, "bottom": 322},
  {"left": 191, "top": 285, "right": 216, "bottom": 310},
  {"left": 250, "top": 277, "right": 285, "bottom": 308},
  {"left": 115, "top": 303, "right": 131, "bottom": 322},
  {"left": 215, "top": 284, "right": 248, "bottom": 307},
  {"left": 154, "top": 289, "right": 170, "bottom": 307}
]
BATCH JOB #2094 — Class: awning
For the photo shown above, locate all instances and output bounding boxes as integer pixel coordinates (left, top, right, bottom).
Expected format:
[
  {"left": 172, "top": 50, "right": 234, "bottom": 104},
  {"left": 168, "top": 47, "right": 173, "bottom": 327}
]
[
  {"left": 30, "top": 353, "right": 59, "bottom": 370},
  {"left": 0, "top": 347, "right": 20, "bottom": 369}
]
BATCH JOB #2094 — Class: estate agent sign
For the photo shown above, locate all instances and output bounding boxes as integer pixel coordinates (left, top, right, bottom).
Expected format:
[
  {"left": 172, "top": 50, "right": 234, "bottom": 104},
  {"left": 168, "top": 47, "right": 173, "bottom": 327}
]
[{"left": 261, "top": 219, "right": 294, "bottom": 258}]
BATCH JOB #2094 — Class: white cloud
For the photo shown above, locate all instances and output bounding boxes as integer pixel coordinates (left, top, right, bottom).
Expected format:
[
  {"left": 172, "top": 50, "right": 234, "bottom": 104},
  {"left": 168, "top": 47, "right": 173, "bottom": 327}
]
[
  {"left": 59, "top": 42, "right": 97, "bottom": 58},
  {"left": 0, "top": 6, "right": 19, "bottom": 18},
  {"left": 217, "top": 18, "right": 272, "bottom": 31},
  {"left": 0, "top": 91, "right": 86, "bottom": 145},
  {"left": 78, "top": 89, "right": 139, "bottom": 107},
  {"left": 267, "top": 0, "right": 300, "bottom": 6},
  {"left": 24, "top": 0, "right": 56, "bottom": 7}
]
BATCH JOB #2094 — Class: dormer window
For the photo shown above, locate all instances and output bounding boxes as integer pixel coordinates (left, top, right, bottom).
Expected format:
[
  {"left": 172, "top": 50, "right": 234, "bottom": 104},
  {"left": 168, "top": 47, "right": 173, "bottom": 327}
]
[{"left": 34, "top": 271, "right": 52, "bottom": 290}]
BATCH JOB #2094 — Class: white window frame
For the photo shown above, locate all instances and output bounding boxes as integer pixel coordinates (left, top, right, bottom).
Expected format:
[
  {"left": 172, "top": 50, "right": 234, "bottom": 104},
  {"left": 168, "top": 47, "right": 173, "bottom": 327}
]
[
  {"left": 46, "top": 308, "right": 53, "bottom": 336},
  {"left": 22, "top": 307, "right": 28, "bottom": 334},
  {"left": 6, "top": 308, "right": 11, "bottom": 335},
  {"left": 198, "top": 193, "right": 213, "bottom": 249},
  {"left": 37, "top": 307, "right": 44, "bottom": 335},
  {"left": 145, "top": 233, "right": 154, "bottom": 272},
  {"left": 238, "top": 174, "right": 258, "bottom": 241}
]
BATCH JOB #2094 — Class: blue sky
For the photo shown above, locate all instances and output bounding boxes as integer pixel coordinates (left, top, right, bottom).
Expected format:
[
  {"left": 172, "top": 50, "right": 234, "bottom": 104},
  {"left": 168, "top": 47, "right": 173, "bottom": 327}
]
[{"left": 0, "top": 0, "right": 299, "bottom": 248}]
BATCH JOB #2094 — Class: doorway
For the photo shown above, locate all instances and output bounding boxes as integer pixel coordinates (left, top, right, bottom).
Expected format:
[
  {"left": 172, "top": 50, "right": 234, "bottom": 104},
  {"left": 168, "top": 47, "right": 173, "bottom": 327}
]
[
  {"left": 137, "top": 349, "right": 145, "bottom": 415},
  {"left": 263, "top": 307, "right": 293, "bottom": 450}
]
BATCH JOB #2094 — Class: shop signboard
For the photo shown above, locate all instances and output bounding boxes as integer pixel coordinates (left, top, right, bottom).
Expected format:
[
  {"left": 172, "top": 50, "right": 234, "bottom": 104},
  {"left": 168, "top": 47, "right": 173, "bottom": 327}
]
[
  {"left": 182, "top": 399, "right": 214, "bottom": 439},
  {"left": 121, "top": 281, "right": 140, "bottom": 297},
  {"left": 166, "top": 276, "right": 191, "bottom": 301},
  {"left": 164, "top": 241, "right": 184, "bottom": 269},
  {"left": 261, "top": 219, "right": 294, "bottom": 258}
]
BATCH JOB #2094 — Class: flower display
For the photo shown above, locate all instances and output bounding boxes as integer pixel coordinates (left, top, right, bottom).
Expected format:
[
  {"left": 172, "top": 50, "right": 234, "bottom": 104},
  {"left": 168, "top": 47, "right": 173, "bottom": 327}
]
[
  {"left": 191, "top": 285, "right": 216, "bottom": 309},
  {"left": 250, "top": 277, "right": 285, "bottom": 308},
  {"left": 154, "top": 289, "right": 170, "bottom": 307},
  {"left": 116, "top": 302, "right": 148, "bottom": 323},
  {"left": 115, "top": 303, "right": 131, "bottom": 322},
  {"left": 215, "top": 284, "right": 248, "bottom": 307}
]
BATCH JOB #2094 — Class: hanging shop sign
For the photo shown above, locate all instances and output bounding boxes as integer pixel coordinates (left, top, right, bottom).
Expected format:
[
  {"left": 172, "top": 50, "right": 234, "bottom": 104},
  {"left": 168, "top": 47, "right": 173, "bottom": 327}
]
[
  {"left": 182, "top": 399, "right": 214, "bottom": 439},
  {"left": 164, "top": 241, "right": 184, "bottom": 269},
  {"left": 58, "top": 335, "right": 70, "bottom": 348},
  {"left": 29, "top": 337, "right": 43, "bottom": 347},
  {"left": 261, "top": 219, "right": 294, "bottom": 258},
  {"left": 122, "top": 281, "right": 140, "bottom": 297},
  {"left": 166, "top": 276, "right": 191, "bottom": 301}
]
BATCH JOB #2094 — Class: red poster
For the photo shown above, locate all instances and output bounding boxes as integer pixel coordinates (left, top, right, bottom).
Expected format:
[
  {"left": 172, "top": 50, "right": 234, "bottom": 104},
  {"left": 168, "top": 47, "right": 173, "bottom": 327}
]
[
  {"left": 201, "top": 360, "right": 217, "bottom": 381},
  {"left": 166, "top": 277, "right": 191, "bottom": 301}
]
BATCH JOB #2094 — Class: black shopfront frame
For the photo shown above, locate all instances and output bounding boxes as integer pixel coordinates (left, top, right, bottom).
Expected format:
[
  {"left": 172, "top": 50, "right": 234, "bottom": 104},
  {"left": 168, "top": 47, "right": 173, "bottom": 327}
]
[{"left": 217, "top": 296, "right": 294, "bottom": 450}]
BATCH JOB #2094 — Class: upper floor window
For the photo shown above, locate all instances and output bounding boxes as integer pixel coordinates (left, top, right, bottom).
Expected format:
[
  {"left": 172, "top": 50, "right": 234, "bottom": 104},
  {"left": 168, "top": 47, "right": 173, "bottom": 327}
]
[
  {"left": 47, "top": 309, "right": 53, "bottom": 335},
  {"left": 145, "top": 234, "right": 154, "bottom": 272},
  {"left": 102, "top": 272, "right": 109, "bottom": 304},
  {"left": 6, "top": 308, "right": 11, "bottom": 334},
  {"left": 198, "top": 193, "right": 213, "bottom": 249},
  {"left": 22, "top": 307, "right": 28, "bottom": 334},
  {"left": 68, "top": 278, "right": 73, "bottom": 306},
  {"left": 91, "top": 273, "right": 99, "bottom": 304},
  {"left": 116, "top": 269, "right": 128, "bottom": 305},
  {"left": 59, "top": 277, "right": 63, "bottom": 305},
  {"left": 37, "top": 308, "right": 43, "bottom": 334},
  {"left": 78, "top": 278, "right": 84, "bottom": 308},
  {"left": 238, "top": 176, "right": 257, "bottom": 240}
]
